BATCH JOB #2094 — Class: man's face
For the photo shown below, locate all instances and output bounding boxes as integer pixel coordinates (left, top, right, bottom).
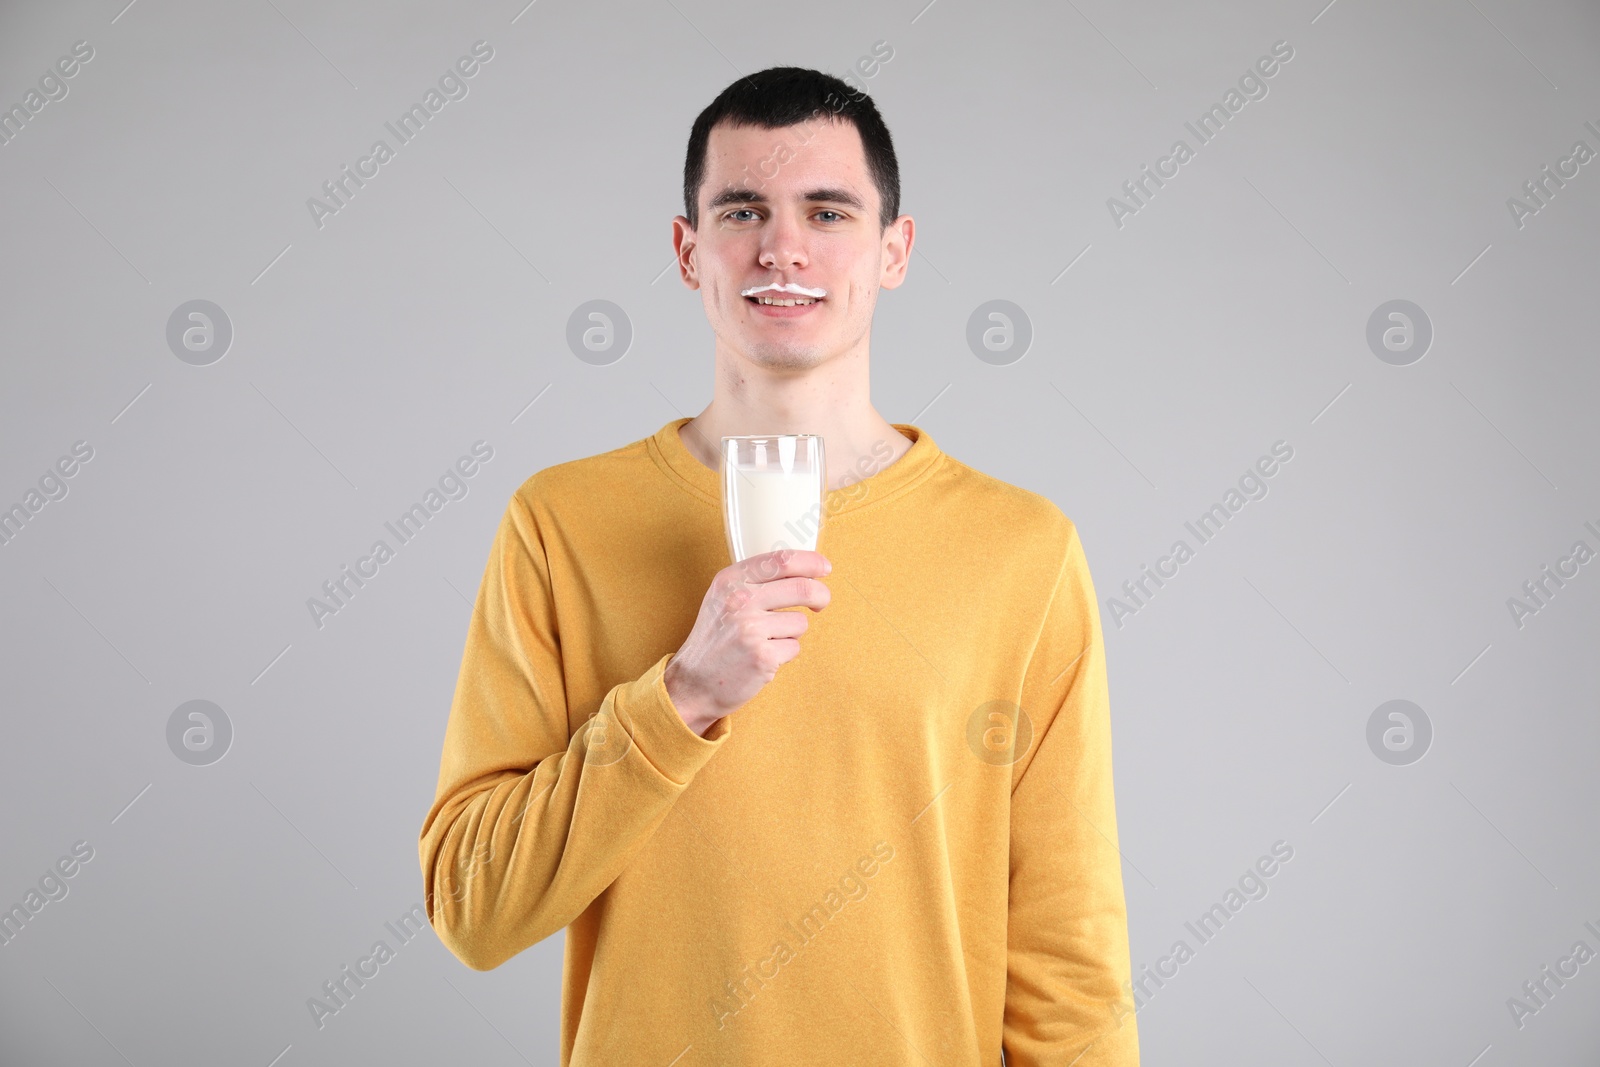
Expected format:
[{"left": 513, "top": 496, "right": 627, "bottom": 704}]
[{"left": 674, "top": 116, "right": 912, "bottom": 373}]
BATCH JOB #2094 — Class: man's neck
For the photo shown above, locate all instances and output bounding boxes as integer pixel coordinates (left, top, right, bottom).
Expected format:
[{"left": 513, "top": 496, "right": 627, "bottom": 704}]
[{"left": 676, "top": 361, "right": 914, "bottom": 492}]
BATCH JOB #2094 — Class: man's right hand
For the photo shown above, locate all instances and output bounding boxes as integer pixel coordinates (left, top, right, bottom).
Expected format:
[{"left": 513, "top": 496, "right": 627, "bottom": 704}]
[{"left": 663, "top": 548, "right": 832, "bottom": 736}]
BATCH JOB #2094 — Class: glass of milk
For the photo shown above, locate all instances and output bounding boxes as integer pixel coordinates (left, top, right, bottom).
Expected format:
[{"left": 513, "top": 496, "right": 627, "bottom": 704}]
[{"left": 720, "top": 434, "right": 826, "bottom": 564}]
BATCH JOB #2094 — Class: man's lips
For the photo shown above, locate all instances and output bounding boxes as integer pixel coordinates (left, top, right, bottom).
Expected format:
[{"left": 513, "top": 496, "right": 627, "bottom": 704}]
[
  {"left": 745, "top": 293, "right": 823, "bottom": 317},
  {"left": 744, "top": 294, "right": 823, "bottom": 305},
  {"left": 740, "top": 283, "right": 828, "bottom": 299}
]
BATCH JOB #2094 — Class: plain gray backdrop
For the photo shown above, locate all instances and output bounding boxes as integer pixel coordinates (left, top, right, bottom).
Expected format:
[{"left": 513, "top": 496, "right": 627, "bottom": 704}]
[{"left": 2, "top": 0, "right": 1597, "bottom": 1063}]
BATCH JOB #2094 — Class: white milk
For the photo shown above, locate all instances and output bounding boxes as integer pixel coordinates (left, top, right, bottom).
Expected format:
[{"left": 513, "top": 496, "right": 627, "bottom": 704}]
[{"left": 727, "top": 466, "right": 823, "bottom": 560}]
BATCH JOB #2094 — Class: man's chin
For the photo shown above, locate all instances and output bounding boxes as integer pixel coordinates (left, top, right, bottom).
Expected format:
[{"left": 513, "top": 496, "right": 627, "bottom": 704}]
[{"left": 741, "top": 343, "right": 828, "bottom": 371}]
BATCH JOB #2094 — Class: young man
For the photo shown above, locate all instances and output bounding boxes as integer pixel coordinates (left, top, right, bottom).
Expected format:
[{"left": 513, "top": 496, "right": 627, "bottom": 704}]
[{"left": 419, "top": 67, "right": 1140, "bottom": 1066}]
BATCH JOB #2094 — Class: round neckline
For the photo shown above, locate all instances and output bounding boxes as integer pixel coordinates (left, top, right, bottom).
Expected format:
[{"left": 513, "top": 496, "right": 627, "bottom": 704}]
[{"left": 646, "top": 416, "right": 944, "bottom": 518}]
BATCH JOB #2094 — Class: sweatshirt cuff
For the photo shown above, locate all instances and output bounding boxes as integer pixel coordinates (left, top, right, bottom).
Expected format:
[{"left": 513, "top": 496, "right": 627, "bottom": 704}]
[{"left": 612, "top": 651, "right": 730, "bottom": 786}]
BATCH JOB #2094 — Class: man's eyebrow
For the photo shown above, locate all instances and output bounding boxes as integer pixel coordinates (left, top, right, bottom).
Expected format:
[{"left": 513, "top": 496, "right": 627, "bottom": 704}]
[{"left": 706, "top": 187, "right": 868, "bottom": 212}]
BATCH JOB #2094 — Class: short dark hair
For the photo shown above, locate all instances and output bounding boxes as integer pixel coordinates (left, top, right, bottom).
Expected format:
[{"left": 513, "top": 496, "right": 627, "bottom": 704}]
[{"left": 683, "top": 66, "right": 901, "bottom": 231}]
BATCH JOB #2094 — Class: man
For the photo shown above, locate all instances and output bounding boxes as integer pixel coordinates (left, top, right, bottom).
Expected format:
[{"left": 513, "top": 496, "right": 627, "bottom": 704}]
[{"left": 419, "top": 66, "right": 1140, "bottom": 1066}]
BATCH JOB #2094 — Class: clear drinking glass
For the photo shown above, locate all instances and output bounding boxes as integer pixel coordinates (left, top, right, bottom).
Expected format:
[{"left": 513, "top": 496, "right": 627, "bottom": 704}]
[{"left": 720, "top": 434, "right": 827, "bottom": 564}]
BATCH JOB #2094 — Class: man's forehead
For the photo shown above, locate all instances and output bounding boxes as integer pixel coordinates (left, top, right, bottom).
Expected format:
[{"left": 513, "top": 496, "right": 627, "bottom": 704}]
[
  {"left": 704, "top": 117, "right": 862, "bottom": 169},
  {"left": 702, "top": 119, "right": 872, "bottom": 204}
]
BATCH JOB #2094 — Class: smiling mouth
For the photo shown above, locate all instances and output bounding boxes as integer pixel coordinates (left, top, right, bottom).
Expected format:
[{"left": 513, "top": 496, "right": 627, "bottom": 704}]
[
  {"left": 746, "top": 294, "right": 822, "bottom": 306},
  {"left": 741, "top": 283, "right": 827, "bottom": 306}
]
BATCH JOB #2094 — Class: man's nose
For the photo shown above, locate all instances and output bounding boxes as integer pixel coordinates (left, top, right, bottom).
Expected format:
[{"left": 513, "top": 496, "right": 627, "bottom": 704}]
[{"left": 759, "top": 217, "right": 808, "bottom": 269}]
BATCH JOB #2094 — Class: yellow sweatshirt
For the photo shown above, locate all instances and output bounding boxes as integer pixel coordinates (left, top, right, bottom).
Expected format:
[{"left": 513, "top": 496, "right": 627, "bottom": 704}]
[{"left": 418, "top": 417, "right": 1139, "bottom": 1066}]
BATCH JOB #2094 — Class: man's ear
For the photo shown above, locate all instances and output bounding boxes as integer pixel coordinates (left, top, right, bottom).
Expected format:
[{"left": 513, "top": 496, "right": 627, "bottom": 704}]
[
  {"left": 672, "top": 215, "right": 700, "bottom": 289},
  {"left": 879, "top": 214, "right": 914, "bottom": 291}
]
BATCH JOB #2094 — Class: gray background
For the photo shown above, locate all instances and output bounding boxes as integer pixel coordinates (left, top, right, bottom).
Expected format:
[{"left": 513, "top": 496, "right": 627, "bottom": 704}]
[{"left": 2, "top": 0, "right": 1597, "bottom": 1063}]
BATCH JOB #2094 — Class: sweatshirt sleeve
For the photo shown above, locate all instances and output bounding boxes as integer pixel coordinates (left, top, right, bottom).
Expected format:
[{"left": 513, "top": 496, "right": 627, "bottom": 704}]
[
  {"left": 1002, "top": 519, "right": 1140, "bottom": 1066},
  {"left": 418, "top": 483, "right": 732, "bottom": 971}
]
